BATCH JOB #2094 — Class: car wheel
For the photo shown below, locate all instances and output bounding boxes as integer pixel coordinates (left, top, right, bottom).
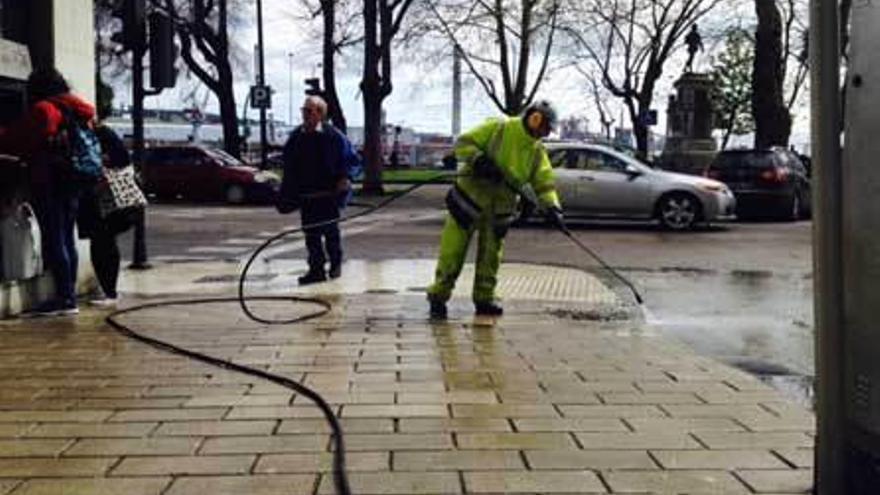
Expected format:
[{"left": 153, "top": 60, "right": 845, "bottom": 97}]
[
  {"left": 657, "top": 193, "right": 701, "bottom": 231},
  {"left": 225, "top": 184, "right": 246, "bottom": 204}
]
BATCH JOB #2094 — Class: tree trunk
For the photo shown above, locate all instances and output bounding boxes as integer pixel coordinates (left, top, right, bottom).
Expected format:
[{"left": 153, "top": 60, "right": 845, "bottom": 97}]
[
  {"left": 322, "top": 0, "right": 347, "bottom": 133},
  {"left": 752, "top": 1, "right": 792, "bottom": 149},
  {"left": 361, "top": 0, "right": 384, "bottom": 195}
]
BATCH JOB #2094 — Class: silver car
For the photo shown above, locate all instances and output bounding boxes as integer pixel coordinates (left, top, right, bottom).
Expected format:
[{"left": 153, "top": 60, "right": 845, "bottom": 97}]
[{"left": 527, "top": 143, "right": 735, "bottom": 230}]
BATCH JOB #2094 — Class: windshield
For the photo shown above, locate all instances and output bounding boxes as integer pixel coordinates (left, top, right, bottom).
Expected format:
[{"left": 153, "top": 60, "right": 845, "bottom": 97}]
[{"left": 205, "top": 148, "right": 245, "bottom": 167}]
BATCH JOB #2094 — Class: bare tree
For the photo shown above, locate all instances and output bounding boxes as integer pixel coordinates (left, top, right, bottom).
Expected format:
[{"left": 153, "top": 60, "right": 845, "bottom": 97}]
[
  {"left": 296, "top": 0, "right": 363, "bottom": 132},
  {"left": 776, "top": 0, "right": 808, "bottom": 111},
  {"left": 426, "top": 0, "right": 561, "bottom": 115},
  {"left": 156, "top": 0, "right": 251, "bottom": 158},
  {"left": 361, "top": 0, "right": 417, "bottom": 195},
  {"left": 563, "top": 0, "right": 723, "bottom": 159}
]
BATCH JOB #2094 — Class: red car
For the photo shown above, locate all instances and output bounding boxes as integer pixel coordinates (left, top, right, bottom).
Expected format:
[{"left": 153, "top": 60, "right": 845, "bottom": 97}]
[{"left": 141, "top": 145, "right": 279, "bottom": 204}]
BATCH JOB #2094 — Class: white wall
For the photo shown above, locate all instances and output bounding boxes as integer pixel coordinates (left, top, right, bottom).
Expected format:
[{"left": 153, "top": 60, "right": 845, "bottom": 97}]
[{"left": 52, "top": 0, "right": 95, "bottom": 101}]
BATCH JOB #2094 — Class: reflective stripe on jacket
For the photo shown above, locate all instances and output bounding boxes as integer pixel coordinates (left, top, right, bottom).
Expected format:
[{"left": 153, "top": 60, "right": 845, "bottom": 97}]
[{"left": 453, "top": 116, "right": 560, "bottom": 217}]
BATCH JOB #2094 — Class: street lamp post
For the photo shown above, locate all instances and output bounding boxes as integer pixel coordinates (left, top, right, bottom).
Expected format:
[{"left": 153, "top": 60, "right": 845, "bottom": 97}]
[
  {"left": 256, "top": 0, "right": 268, "bottom": 168},
  {"left": 288, "top": 52, "right": 294, "bottom": 126}
]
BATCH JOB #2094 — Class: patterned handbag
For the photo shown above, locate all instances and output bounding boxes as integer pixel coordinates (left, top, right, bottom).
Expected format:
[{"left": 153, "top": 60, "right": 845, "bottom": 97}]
[{"left": 96, "top": 165, "right": 147, "bottom": 218}]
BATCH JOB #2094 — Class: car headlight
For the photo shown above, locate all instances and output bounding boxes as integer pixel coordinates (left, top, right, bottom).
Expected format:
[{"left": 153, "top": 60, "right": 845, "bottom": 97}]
[
  {"left": 696, "top": 180, "right": 727, "bottom": 193},
  {"left": 254, "top": 171, "right": 280, "bottom": 184}
]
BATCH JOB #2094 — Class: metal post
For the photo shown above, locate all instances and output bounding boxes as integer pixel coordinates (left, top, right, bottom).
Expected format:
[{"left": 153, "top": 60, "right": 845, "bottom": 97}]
[
  {"left": 810, "top": 0, "right": 844, "bottom": 492},
  {"left": 452, "top": 47, "right": 461, "bottom": 137},
  {"left": 288, "top": 52, "right": 294, "bottom": 126},
  {"left": 129, "top": 13, "right": 150, "bottom": 270},
  {"left": 256, "top": 0, "right": 268, "bottom": 169}
]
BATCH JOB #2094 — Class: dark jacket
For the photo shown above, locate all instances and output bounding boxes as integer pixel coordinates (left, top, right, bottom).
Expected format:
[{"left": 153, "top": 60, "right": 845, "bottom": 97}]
[{"left": 279, "top": 123, "right": 361, "bottom": 207}]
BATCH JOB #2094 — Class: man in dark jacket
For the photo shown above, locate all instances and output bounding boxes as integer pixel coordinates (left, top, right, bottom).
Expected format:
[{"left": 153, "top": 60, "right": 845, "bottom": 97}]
[{"left": 278, "top": 96, "right": 360, "bottom": 285}]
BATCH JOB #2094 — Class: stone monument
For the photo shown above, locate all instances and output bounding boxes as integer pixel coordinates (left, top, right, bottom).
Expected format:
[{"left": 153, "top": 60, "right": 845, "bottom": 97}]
[{"left": 659, "top": 25, "right": 718, "bottom": 175}]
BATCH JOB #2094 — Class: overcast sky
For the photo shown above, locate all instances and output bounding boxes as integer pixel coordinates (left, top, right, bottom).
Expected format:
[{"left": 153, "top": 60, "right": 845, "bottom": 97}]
[{"left": 125, "top": 0, "right": 809, "bottom": 146}]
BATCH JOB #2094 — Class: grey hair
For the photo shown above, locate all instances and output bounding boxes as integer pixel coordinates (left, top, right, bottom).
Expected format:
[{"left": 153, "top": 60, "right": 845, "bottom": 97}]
[{"left": 304, "top": 95, "right": 328, "bottom": 118}]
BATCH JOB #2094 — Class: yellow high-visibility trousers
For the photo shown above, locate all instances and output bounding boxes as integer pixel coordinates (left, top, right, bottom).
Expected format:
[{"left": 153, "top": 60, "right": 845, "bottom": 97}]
[{"left": 426, "top": 214, "right": 504, "bottom": 304}]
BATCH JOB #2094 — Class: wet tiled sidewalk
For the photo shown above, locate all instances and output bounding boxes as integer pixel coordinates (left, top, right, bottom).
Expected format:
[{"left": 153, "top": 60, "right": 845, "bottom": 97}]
[{"left": 0, "top": 261, "right": 814, "bottom": 494}]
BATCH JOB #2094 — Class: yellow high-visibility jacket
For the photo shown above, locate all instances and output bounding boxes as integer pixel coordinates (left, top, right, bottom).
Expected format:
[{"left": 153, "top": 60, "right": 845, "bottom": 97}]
[{"left": 454, "top": 116, "right": 560, "bottom": 218}]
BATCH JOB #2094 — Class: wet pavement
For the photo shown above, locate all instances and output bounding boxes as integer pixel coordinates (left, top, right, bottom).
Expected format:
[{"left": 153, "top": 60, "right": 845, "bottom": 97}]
[{"left": 0, "top": 259, "right": 814, "bottom": 494}]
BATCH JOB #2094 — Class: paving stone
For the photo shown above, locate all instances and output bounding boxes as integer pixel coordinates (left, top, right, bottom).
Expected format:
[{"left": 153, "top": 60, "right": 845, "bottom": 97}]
[
  {"left": 513, "top": 418, "right": 627, "bottom": 432},
  {"left": 394, "top": 450, "right": 524, "bottom": 471},
  {"left": 10, "top": 478, "right": 170, "bottom": 495},
  {"left": 599, "top": 392, "right": 703, "bottom": 404},
  {"left": 0, "top": 480, "right": 19, "bottom": 494},
  {"left": 342, "top": 405, "right": 448, "bottom": 418},
  {"left": 255, "top": 452, "right": 389, "bottom": 473},
  {"left": 694, "top": 432, "right": 814, "bottom": 449},
  {"left": 625, "top": 417, "right": 745, "bottom": 433},
  {"left": 774, "top": 448, "right": 814, "bottom": 468},
  {"left": 452, "top": 404, "right": 559, "bottom": 418},
  {"left": 227, "top": 406, "right": 329, "bottom": 420},
  {"left": 278, "top": 418, "right": 393, "bottom": 434},
  {"left": 464, "top": 470, "right": 606, "bottom": 493},
  {"left": 111, "top": 455, "right": 255, "bottom": 475},
  {"left": 108, "top": 408, "right": 227, "bottom": 422},
  {"left": 344, "top": 433, "right": 453, "bottom": 451},
  {"left": 199, "top": 435, "right": 327, "bottom": 454},
  {"left": 557, "top": 405, "right": 666, "bottom": 418},
  {"left": 26, "top": 422, "right": 157, "bottom": 438},
  {"left": 738, "top": 469, "right": 813, "bottom": 493},
  {"left": 153, "top": 420, "right": 276, "bottom": 437},
  {"left": 652, "top": 449, "right": 788, "bottom": 469},
  {"left": 64, "top": 437, "right": 201, "bottom": 457},
  {"left": 661, "top": 404, "right": 773, "bottom": 419},
  {"left": 182, "top": 394, "right": 293, "bottom": 407},
  {"left": 398, "top": 418, "right": 512, "bottom": 433},
  {"left": 576, "top": 432, "right": 700, "bottom": 450},
  {"left": 0, "top": 410, "right": 113, "bottom": 423},
  {"left": 317, "top": 472, "right": 461, "bottom": 494},
  {"left": 0, "top": 457, "right": 117, "bottom": 477},
  {"left": 737, "top": 415, "right": 816, "bottom": 433},
  {"left": 164, "top": 475, "right": 316, "bottom": 495},
  {"left": 457, "top": 432, "right": 576, "bottom": 450},
  {"left": 397, "top": 391, "right": 498, "bottom": 404},
  {"left": 0, "top": 425, "right": 29, "bottom": 439},
  {"left": 604, "top": 470, "right": 751, "bottom": 494},
  {"left": 0, "top": 439, "right": 71, "bottom": 457},
  {"left": 525, "top": 450, "right": 656, "bottom": 469}
]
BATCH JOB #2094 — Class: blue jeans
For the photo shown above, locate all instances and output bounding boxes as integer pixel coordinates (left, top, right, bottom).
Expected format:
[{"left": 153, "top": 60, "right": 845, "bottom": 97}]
[{"left": 32, "top": 190, "right": 79, "bottom": 306}]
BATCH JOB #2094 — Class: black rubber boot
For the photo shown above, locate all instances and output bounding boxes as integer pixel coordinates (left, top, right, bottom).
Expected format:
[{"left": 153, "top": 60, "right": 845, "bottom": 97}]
[
  {"left": 298, "top": 270, "right": 327, "bottom": 286},
  {"left": 474, "top": 301, "right": 503, "bottom": 316},
  {"left": 329, "top": 264, "right": 342, "bottom": 279},
  {"left": 429, "top": 299, "right": 448, "bottom": 320}
]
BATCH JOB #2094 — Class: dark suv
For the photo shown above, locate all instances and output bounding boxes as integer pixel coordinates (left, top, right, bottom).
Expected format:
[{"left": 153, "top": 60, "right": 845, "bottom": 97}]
[
  {"left": 141, "top": 146, "right": 279, "bottom": 204},
  {"left": 705, "top": 148, "right": 811, "bottom": 221}
]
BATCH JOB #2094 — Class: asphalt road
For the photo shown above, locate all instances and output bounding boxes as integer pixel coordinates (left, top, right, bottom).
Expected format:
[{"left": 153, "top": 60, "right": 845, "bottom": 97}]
[{"left": 125, "top": 185, "right": 814, "bottom": 403}]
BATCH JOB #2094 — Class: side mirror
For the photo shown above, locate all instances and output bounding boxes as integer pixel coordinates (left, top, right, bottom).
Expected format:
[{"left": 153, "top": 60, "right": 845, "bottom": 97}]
[{"left": 624, "top": 164, "right": 643, "bottom": 179}]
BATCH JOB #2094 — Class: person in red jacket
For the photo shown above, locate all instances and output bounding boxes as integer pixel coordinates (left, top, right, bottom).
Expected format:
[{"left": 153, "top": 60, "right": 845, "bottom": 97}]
[{"left": 0, "top": 68, "right": 96, "bottom": 316}]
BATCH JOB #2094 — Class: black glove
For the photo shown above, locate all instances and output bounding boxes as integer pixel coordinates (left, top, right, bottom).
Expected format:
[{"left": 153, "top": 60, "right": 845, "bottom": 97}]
[
  {"left": 544, "top": 206, "right": 565, "bottom": 230},
  {"left": 472, "top": 155, "right": 504, "bottom": 183},
  {"left": 276, "top": 197, "right": 300, "bottom": 214}
]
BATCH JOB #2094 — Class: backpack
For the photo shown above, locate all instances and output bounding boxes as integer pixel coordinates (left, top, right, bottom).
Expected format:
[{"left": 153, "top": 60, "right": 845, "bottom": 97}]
[{"left": 49, "top": 102, "right": 103, "bottom": 184}]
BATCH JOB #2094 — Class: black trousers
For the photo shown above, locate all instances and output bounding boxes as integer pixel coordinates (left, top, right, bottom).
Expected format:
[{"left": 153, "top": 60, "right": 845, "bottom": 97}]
[
  {"left": 300, "top": 197, "right": 341, "bottom": 273},
  {"left": 90, "top": 208, "right": 138, "bottom": 298}
]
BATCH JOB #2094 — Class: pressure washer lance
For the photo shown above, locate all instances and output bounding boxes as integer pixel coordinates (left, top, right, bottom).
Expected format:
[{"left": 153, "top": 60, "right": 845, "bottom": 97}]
[{"left": 508, "top": 180, "right": 647, "bottom": 308}]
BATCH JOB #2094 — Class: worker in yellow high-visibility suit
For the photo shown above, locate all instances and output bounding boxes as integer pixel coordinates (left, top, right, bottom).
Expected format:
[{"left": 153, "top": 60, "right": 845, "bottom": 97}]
[{"left": 427, "top": 100, "right": 564, "bottom": 319}]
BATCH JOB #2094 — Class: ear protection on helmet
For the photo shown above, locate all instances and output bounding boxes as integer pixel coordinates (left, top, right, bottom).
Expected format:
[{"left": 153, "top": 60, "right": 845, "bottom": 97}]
[{"left": 527, "top": 110, "right": 545, "bottom": 131}]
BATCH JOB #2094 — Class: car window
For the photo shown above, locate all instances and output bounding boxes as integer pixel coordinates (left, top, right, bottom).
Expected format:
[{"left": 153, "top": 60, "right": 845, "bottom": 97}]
[
  {"left": 548, "top": 149, "right": 566, "bottom": 169},
  {"left": 713, "top": 152, "right": 775, "bottom": 169},
  {"left": 572, "top": 150, "right": 625, "bottom": 173}
]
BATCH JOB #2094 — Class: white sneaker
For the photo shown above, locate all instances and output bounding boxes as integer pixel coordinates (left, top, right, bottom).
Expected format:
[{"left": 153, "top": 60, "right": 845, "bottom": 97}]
[{"left": 89, "top": 298, "right": 118, "bottom": 308}]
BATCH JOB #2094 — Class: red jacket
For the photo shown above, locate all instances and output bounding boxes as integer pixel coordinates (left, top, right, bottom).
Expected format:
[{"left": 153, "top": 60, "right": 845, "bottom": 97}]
[{"left": 0, "top": 93, "right": 96, "bottom": 188}]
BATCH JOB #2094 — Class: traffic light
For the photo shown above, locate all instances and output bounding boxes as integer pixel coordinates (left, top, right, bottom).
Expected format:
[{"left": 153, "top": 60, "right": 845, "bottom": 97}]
[
  {"left": 111, "top": 0, "right": 146, "bottom": 50},
  {"left": 304, "top": 77, "right": 322, "bottom": 96},
  {"left": 149, "top": 12, "right": 177, "bottom": 89}
]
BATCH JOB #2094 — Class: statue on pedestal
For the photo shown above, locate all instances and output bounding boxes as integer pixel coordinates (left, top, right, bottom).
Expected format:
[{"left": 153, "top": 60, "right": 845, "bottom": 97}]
[{"left": 684, "top": 25, "right": 704, "bottom": 73}]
